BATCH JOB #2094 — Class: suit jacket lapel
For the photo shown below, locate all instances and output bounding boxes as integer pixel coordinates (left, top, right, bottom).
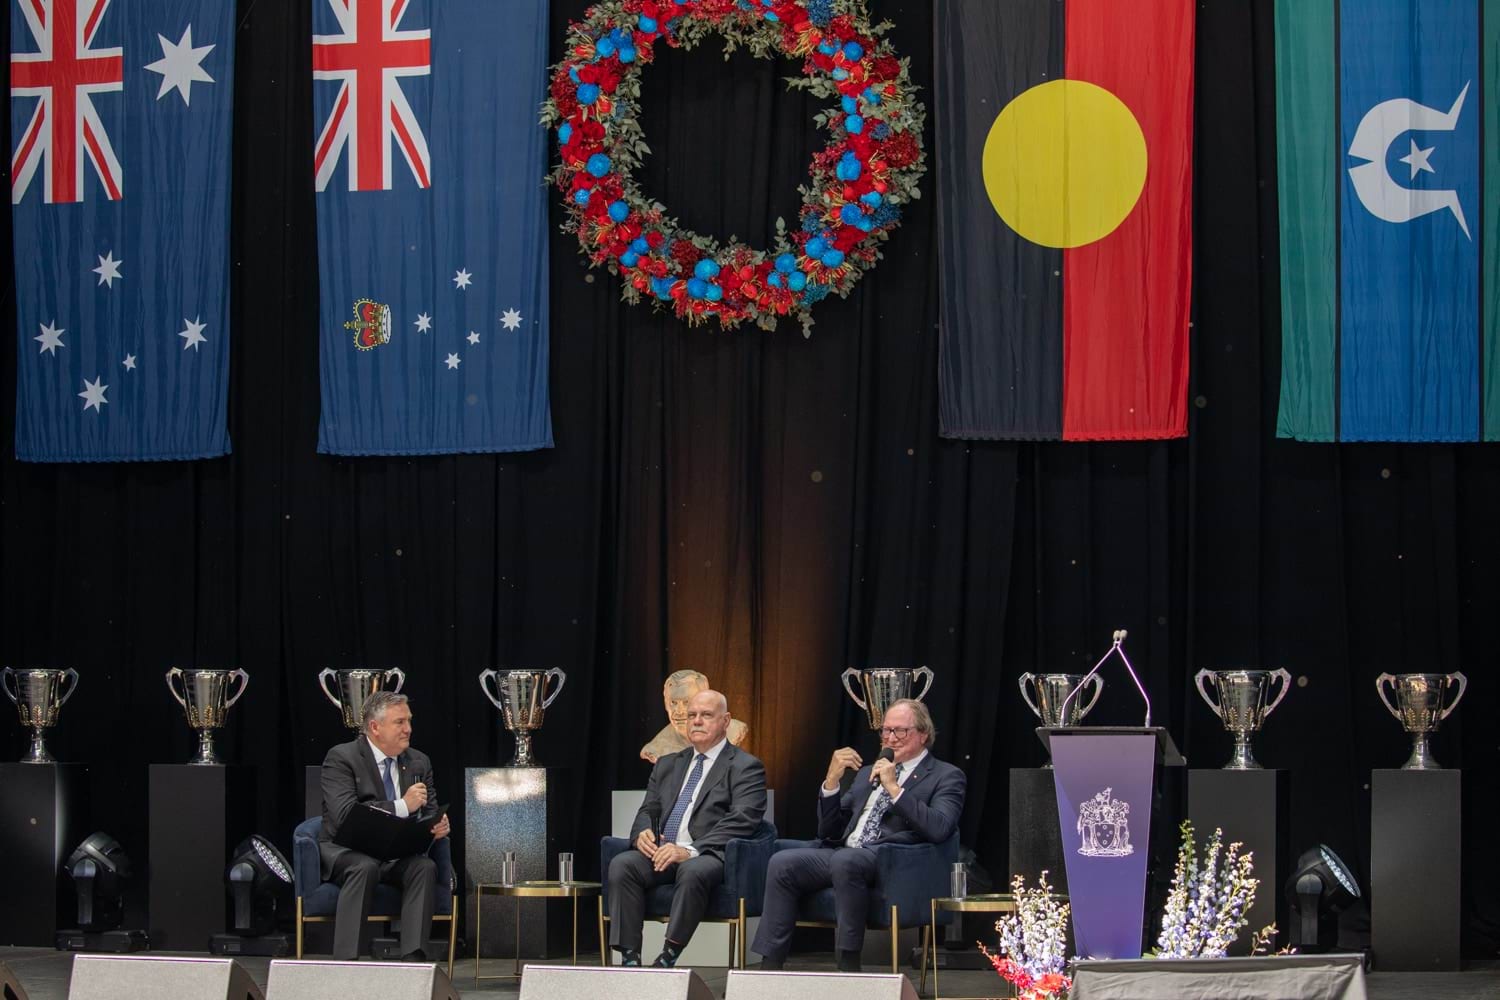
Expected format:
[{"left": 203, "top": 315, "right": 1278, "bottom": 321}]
[
  {"left": 902, "top": 753, "right": 935, "bottom": 791},
  {"left": 659, "top": 748, "right": 690, "bottom": 813},
  {"left": 693, "top": 744, "right": 735, "bottom": 801},
  {"left": 358, "top": 738, "right": 387, "bottom": 796}
]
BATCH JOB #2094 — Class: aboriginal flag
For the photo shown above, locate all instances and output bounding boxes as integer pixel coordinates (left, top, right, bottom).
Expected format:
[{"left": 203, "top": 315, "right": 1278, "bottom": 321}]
[{"left": 935, "top": 0, "right": 1194, "bottom": 441}]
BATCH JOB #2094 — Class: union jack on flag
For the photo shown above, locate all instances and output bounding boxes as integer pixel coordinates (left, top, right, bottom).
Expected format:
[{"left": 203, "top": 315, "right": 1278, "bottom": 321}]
[
  {"left": 8, "top": 0, "right": 235, "bottom": 461},
  {"left": 313, "top": 0, "right": 432, "bottom": 192},
  {"left": 11, "top": 0, "right": 125, "bottom": 204}
]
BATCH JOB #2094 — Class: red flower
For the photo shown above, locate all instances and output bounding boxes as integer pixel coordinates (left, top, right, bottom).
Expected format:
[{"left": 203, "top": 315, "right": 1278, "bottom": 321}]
[
  {"left": 871, "top": 55, "right": 900, "bottom": 81},
  {"left": 881, "top": 132, "right": 920, "bottom": 169},
  {"left": 669, "top": 239, "right": 701, "bottom": 271}
]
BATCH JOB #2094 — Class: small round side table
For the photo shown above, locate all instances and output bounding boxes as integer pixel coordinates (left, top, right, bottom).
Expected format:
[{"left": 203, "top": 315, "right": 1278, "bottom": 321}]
[{"left": 472, "top": 879, "right": 602, "bottom": 987}]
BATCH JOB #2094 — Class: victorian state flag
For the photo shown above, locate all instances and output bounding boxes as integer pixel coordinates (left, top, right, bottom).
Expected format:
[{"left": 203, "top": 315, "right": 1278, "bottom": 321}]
[
  {"left": 1276, "top": 0, "right": 1497, "bottom": 442},
  {"left": 935, "top": 0, "right": 1194, "bottom": 440},
  {"left": 313, "top": 0, "right": 552, "bottom": 456},
  {"left": 10, "top": 0, "right": 234, "bottom": 462}
]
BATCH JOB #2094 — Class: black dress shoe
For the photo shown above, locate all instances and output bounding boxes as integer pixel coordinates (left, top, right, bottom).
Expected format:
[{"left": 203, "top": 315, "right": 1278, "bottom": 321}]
[
  {"left": 651, "top": 942, "right": 682, "bottom": 968},
  {"left": 758, "top": 955, "right": 785, "bottom": 971},
  {"left": 399, "top": 950, "right": 428, "bottom": 962},
  {"left": 618, "top": 948, "right": 642, "bottom": 967},
  {"left": 836, "top": 949, "right": 862, "bottom": 973}
]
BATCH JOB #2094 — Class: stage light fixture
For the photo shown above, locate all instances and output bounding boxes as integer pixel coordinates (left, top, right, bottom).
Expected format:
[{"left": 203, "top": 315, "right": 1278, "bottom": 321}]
[
  {"left": 210, "top": 835, "right": 293, "bottom": 956},
  {"left": 1285, "top": 844, "right": 1361, "bottom": 952},
  {"left": 66, "top": 832, "right": 130, "bottom": 932}
]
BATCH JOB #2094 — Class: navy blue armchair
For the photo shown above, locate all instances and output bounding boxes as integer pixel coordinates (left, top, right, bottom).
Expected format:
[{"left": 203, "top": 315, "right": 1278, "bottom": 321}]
[
  {"left": 291, "top": 816, "right": 458, "bottom": 976},
  {"left": 775, "top": 832, "right": 958, "bottom": 976},
  {"left": 598, "top": 819, "right": 778, "bottom": 968}
]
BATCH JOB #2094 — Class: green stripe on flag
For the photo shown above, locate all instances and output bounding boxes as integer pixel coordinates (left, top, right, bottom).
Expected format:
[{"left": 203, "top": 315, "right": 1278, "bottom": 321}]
[
  {"left": 1275, "top": 0, "right": 1338, "bottom": 442},
  {"left": 1485, "top": 0, "right": 1500, "bottom": 440}
]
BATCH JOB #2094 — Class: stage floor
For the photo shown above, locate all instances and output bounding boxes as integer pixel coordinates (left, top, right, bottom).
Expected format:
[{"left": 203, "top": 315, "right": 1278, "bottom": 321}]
[{"left": 2, "top": 947, "right": 1497, "bottom": 998}]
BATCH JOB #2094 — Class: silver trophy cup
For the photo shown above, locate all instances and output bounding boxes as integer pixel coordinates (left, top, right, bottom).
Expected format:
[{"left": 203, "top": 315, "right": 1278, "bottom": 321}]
[
  {"left": 318, "top": 668, "right": 407, "bottom": 732},
  {"left": 1376, "top": 671, "right": 1467, "bottom": 770},
  {"left": 165, "top": 668, "right": 249, "bottom": 765},
  {"left": 840, "top": 667, "right": 934, "bottom": 730},
  {"left": 479, "top": 668, "right": 567, "bottom": 766},
  {"left": 1195, "top": 669, "right": 1291, "bottom": 769},
  {"left": 1, "top": 667, "right": 79, "bottom": 763},
  {"left": 1019, "top": 673, "right": 1103, "bottom": 726}
]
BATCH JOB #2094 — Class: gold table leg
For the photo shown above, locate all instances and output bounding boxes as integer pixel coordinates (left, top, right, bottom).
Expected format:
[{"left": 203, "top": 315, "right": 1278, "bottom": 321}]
[
  {"left": 572, "top": 895, "right": 579, "bottom": 964},
  {"left": 474, "top": 888, "right": 483, "bottom": 989}
]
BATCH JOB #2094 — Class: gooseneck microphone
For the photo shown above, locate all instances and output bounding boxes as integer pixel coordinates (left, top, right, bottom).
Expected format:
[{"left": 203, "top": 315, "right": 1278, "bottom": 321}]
[{"left": 870, "top": 747, "right": 895, "bottom": 786}]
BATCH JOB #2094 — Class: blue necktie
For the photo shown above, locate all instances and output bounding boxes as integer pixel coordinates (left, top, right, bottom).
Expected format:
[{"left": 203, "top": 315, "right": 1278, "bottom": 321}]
[
  {"left": 660, "top": 753, "right": 708, "bottom": 844},
  {"left": 382, "top": 757, "right": 398, "bottom": 803},
  {"left": 853, "top": 762, "right": 903, "bottom": 848}
]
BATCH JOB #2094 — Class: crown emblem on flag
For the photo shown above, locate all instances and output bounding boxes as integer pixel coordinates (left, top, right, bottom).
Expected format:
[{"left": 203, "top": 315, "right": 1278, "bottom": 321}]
[
  {"left": 345, "top": 298, "right": 393, "bottom": 350},
  {"left": 1076, "top": 787, "right": 1133, "bottom": 858}
]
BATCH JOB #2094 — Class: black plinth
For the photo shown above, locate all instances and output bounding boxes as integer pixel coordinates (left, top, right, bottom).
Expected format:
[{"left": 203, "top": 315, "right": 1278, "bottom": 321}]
[
  {"left": 0, "top": 763, "right": 88, "bottom": 945},
  {"left": 147, "top": 764, "right": 256, "bottom": 950},
  {"left": 1371, "top": 768, "right": 1460, "bottom": 971},
  {"left": 304, "top": 765, "right": 323, "bottom": 823},
  {"left": 1008, "top": 767, "right": 1067, "bottom": 893},
  {"left": 1187, "top": 769, "right": 1288, "bottom": 954}
]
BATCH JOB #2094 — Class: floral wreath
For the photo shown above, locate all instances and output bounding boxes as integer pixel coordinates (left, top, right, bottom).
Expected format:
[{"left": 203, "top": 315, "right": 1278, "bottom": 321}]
[{"left": 542, "top": 0, "right": 926, "bottom": 333}]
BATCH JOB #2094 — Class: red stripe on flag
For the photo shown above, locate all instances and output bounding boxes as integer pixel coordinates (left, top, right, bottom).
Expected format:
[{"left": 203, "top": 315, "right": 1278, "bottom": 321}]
[{"left": 1060, "top": 0, "right": 1193, "bottom": 440}]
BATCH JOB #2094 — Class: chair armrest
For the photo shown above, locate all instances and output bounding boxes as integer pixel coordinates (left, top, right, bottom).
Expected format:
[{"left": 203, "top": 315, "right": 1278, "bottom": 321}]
[
  {"left": 292, "top": 821, "right": 322, "bottom": 897},
  {"left": 428, "top": 833, "right": 456, "bottom": 896},
  {"left": 600, "top": 837, "right": 632, "bottom": 907},
  {"left": 724, "top": 822, "right": 778, "bottom": 916},
  {"left": 873, "top": 836, "right": 958, "bottom": 928}
]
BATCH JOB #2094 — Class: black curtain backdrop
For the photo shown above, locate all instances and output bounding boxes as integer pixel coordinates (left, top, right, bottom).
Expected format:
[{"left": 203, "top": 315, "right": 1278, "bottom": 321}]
[{"left": 1, "top": 0, "right": 1496, "bottom": 955}]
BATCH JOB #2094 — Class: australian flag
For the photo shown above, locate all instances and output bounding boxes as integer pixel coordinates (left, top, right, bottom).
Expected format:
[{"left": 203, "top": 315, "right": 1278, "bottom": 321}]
[
  {"left": 10, "top": 0, "right": 234, "bottom": 462},
  {"left": 312, "top": 0, "right": 552, "bottom": 456}
]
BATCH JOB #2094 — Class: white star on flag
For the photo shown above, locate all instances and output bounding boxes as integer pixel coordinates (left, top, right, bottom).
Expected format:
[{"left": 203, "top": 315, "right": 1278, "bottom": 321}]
[
  {"left": 467, "top": 331, "right": 480, "bottom": 345},
  {"left": 79, "top": 376, "right": 108, "bottom": 412},
  {"left": 444, "top": 353, "right": 462, "bottom": 370},
  {"left": 415, "top": 312, "right": 433, "bottom": 333},
  {"left": 35, "top": 321, "right": 65, "bottom": 355},
  {"left": 500, "top": 308, "right": 523, "bottom": 331},
  {"left": 93, "top": 251, "right": 123, "bottom": 288},
  {"left": 144, "top": 25, "right": 215, "bottom": 106},
  {"left": 1399, "top": 139, "right": 1436, "bottom": 180},
  {"left": 123, "top": 354, "right": 137, "bottom": 371},
  {"left": 453, "top": 269, "right": 472, "bottom": 290},
  {"left": 179, "top": 316, "right": 208, "bottom": 350}
]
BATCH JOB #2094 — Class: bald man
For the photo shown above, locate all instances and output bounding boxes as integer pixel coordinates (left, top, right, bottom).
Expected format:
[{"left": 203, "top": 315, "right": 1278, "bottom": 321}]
[{"left": 608, "top": 690, "right": 767, "bottom": 968}]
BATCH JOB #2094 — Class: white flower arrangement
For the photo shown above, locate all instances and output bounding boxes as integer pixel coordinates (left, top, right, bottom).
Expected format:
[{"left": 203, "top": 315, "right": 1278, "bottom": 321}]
[
  {"left": 979, "top": 871, "right": 1072, "bottom": 999},
  {"left": 1155, "top": 820, "right": 1272, "bottom": 958}
]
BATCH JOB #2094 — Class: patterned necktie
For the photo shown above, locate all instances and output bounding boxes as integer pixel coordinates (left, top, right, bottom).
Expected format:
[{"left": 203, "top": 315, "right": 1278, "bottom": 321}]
[
  {"left": 660, "top": 753, "right": 709, "bottom": 843},
  {"left": 853, "top": 762, "right": 903, "bottom": 848},
  {"left": 382, "top": 757, "right": 398, "bottom": 802}
]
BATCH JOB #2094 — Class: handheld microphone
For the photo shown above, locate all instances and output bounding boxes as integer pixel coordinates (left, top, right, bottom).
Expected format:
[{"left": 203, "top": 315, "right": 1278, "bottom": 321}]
[
  {"left": 644, "top": 798, "right": 663, "bottom": 840},
  {"left": 870, "top": 747, "right": 895, "bottom": 786}
]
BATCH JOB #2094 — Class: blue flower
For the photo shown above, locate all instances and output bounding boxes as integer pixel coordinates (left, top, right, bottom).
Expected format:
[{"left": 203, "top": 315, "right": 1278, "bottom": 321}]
[
  {"left": 573, "top": 188, "right": 591, "bottom": 205},
  {"left": 862, "top": 87, "right": 881, "bottom": 106},
  {"left": 586, "top": 153, "right": 611, "bottom": 177},
  {"left": 817, "top": 39, "right": 836, "bottom": 54},
  {"left": 694, "top": 258, "right": 720, "bottom": 280},
  {"left": 806, "top": 0, "right": 832, "bottom": 26},
  {"left": 820, "top": 249, "right": 844, "bottom": 267},
  {"left": 845, "top": 114, "right": 864, "bottom": 134},
  {"left": 787, "top": 271, "right": 807, "bottom": 292},
  {"left": 608, "top": 200, "right": 630, "bottom": 223},
  {"left": 630, "top": 237, "right": 650, "bottom": 254},
  {"left": 577, "top": 82, "right": 600, "bottom": 104},
  {"left": 569, "top": 67, "right": 581, "bottom": 83},
  {"left": 558, "top": 122, "right": 573, "bottom": 145},
  {"left": 764, "top": 10, "right": 778, "bottom": 20},
  {"left": 804, "top": 282, "right": 831, "bottom": 304},
  {"left": 768, "top": 271, "right": 784, "bottom": 288},
  {"left": 841, "top": 95, "right": 856, "bottom": 114},
  {"left": 596, "top": 36, "right": 617, "bottom": 57},
  {"left": 842, "top": 41, "right": 863, "bottom": 61},
  {"left": 871, "top": 203, "right": 901, "bottom": 227},
  {"left": 860, "top": 191, "right": 882, "bottom": 207},
  {"left": 775, "top": 252, "right": 797, "bottom": 273},
  {"left": 839, "top": 203, "right": 864, "bottom": 225},
  {"left": 639, "top": 14, "right": 657, "bottom": 31},
  {"left": 620, "top": 250, "right": 639, "bottom": 267},
  {"left": 805, "top": 236, "right": 827, "bottom": 257},
  {"left": 871, "top": 121, "right": 891, "bottom": 140},
  {"left": 705, "top": 284, "right": 724, "bottom": 302},
  {"left": 801, "top": 213, "right": 822, "bottom": 233},
  {"left": 832, "top": 66, "right": 848, "bottom": 81},
  {"left": 619, "top": 46, "right": 636, "bottom": 63},
  {"left": 687, "top": 277, "right": 708, "bottom": 299}
]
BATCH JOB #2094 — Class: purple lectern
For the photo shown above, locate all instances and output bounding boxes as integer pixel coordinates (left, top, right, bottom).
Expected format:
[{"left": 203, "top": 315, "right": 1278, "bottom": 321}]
[{"left": 1039, "top": 726, "right": 1183, "bottom": 959}]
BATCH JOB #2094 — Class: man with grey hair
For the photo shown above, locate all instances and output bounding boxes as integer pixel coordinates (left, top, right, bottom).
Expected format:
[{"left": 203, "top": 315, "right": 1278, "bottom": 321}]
[
  {"left": 320, "top": 690, "right": 450, "bottom": 961},
  {"left": 752, "top": 698, "right": 965, "bottom": 972}
]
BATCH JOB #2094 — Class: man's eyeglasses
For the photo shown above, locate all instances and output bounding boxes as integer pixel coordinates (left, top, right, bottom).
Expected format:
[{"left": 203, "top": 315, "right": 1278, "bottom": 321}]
[{"left": 879, "top": 726, "right": 914, "bottom": 739}]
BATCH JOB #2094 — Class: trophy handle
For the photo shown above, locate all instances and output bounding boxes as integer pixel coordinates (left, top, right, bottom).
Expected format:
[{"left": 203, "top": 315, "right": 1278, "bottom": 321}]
[
  {"left": 57, "top": 668, "right": 80, "bottom": 706},
  {"left": 1440, "top": 671, "right": 1467, "bottom": 721},
  {"left": 910, "top": 666, "right": 934, "bottom": 702},
  {"left": 165, "top": 668, "right": 187, "bottom": 709},
  {"left": 385, "top": 668, "right": 407, "bottom": 693},
  {"left": 478, "top": 670, "right": 504, "bottom": 711},
  {"left": 840, "top": 669, "right": 867, "bottom": 710},
  {"left": 541, "top": 668, "right": 567, "bottom": 709},
  {"left": 0, "top": 668, "right": 16, "bottom": 706},
  {"left": 1017, "top": 674, "right": 1040, "bottom": 718},
  {"left": 224, "top": 669, "right": 250, "bottom": 708},
  {"left": 1374, "top": 673, "right": 1401, "bottom": 720},
  {"left": 317, "top": 668, "right": 342, "bottom": 708},
  {"left": 1263, "top": 668, "right": 1293, "bottom": 717},
  {"left": 1080, "top": 674, "right": 1105, "bottom": 717},
  {"left": 1194, "top": 669, "right": 1223, "bottom": 719}
]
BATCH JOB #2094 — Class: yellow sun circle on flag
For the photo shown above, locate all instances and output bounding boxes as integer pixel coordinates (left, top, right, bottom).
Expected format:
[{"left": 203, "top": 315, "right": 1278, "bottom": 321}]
[{"left": 982, "top": 80, "right": 1148, "bottom": 249}]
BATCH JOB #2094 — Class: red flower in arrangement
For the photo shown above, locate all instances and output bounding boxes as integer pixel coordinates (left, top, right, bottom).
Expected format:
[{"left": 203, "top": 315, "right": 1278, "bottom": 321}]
[{"left": 541, "top": 0, "right": 926, "bottom": 331}]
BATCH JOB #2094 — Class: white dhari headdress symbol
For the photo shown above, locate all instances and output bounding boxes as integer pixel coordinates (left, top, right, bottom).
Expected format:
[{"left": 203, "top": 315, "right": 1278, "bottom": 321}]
[
  {"left": 1077, "top": 787, "right": 1133, "bottom": 858},
  {"left": 1347, "top": 83, "right": 1470, "bottom": 239}
]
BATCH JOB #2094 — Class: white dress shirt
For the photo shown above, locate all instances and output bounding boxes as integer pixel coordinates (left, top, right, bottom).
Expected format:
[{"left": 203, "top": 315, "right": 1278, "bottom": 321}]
[
  {"left": 368, "top": 738, "right": 410, "bottom": 818},
  {"left": 671, "top": 738, "right": 728, "bottom": 857},
  {"left": 821, "top": 749, "right": 928, "bottom": 848}
]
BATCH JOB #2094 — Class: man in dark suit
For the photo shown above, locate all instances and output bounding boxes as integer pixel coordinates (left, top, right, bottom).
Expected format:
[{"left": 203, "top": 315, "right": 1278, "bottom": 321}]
[
  {"left": 752, "top": 698, "right": 965, "bottom": 972},
  {"left": 609, "top": 689, "right": 767, "bottom": 968},
  {"left": 320, "top": 690, "right": 450, "bottom": 961}
]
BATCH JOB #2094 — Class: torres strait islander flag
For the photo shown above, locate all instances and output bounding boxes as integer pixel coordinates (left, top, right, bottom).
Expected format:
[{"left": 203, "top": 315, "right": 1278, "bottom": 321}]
[
  {"left": 935, "top": 0, "right": 1194, "bottom": 441},
  {"left": 1276, "top": 0, "right": 1494, "bottom": 442},
  {"left": 312, "top": 0, "right": 552, "bottom": 456}
]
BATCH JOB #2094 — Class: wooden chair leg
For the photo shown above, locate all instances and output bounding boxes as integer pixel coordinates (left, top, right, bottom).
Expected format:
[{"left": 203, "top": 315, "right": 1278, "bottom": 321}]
[
  {"left": 919, "top": 925, "right": 930, "bottom": 995},
  {"left": 598, "top": 898, "right": 608, "bottom": 967},
  {"left": 446, "top": 896, "right": 457, "bottom": 981},
  {"left": 295, "top": 898, "right": 304, "bottom": 959},
  {"left": 739, "top": 898, "right": 748, "bottom": 969},
  {"left": 890, "top": 905, "right": 899, "bottom": 974}
]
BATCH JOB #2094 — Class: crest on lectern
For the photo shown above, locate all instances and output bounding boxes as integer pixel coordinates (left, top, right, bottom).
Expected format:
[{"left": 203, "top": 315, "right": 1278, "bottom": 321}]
[{"left": 1077, "top": 787, "right": 1133, "bottom": 858}]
